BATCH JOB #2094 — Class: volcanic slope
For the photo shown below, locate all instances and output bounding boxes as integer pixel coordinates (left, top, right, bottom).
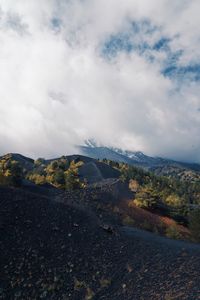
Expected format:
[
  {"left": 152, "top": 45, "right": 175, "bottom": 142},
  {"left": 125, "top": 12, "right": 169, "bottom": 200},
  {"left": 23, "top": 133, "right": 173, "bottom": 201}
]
[{"left": 0, "top": 186, "right": 200, "bottom": 300}]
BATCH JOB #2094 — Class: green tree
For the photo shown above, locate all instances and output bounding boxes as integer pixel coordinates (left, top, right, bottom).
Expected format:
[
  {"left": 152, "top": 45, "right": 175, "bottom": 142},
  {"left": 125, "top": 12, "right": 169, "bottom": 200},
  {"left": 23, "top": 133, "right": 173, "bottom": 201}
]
[
  {"left": 34, "top": 158, "right": 45, "bottom": 167},
  {"left": 134, "top": 185, "right": 159, "bottom": 208},
  {"left": 0, "top": 158, "right": 22, "bottom": 186},
  {"left": 64, "top": 160, "right": 84, "bottom": 190},
  {"left": 53, "top": 170, "right": 65, "bottom": 188}
]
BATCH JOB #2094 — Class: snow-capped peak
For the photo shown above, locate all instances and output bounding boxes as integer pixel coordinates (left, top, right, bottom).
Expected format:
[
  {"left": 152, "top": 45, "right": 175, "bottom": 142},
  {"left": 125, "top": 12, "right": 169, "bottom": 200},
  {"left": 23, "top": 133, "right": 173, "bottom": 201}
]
[{"left": 84, "top": 139, "right": 97, "bottom": 148}]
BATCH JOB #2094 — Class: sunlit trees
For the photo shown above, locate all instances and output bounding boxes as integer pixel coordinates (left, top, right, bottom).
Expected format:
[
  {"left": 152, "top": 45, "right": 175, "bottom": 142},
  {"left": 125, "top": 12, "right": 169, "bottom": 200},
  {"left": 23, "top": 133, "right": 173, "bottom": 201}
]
[
  {"left": 27, "top": 157, "right": 85, "bottom": 190},
  {"left": 28, "top": 174, "right": 46, "bottom": 185},
  {"left": 34, "top": 158, "right": 45, "bottom": 167},
  {"left": 45, "top": 158, "right": 69, "bottom": 186},
  {"left": 129, "top": 179, "right": 140, "bottom": 192},
  {"left": 64, "top": 160, "right": 84, "bottom": 190},
  {"left": 165, "top": 194, "right": 183, "bottom": 208},
  {"left": 134, "top": 185, "right": 159, "bottom": 208},
  {"left": 0, "top": 158, "right": 23, "bottom": 186}
]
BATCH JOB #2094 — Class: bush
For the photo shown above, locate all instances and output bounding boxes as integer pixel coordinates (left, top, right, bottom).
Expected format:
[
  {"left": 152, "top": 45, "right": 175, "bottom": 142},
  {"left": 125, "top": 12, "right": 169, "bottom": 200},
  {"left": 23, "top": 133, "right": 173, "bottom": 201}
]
[
  {"left": 141, "top": 220, "right": 154, "bottom": 232},
  {"left": 122, "top": 216, "right": 135, "bottom": 226},
  {"left": 165, "top": 225, "right": 181, "bottom": 240}
]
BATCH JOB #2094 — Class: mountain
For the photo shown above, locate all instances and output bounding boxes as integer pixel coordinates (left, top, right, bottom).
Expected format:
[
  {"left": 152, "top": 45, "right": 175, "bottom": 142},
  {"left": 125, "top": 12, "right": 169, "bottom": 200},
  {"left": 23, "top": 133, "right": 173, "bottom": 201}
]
[
  {"left": 1, "top": 151, "right": 200, "bottom": 231},
  {"left": 1, "top": 150, "right": 200, "bottom": 298},
  {"left": 0, "top": 153, "right": 121, "bottom": 186},
  {"left": 77, "top": 142, "right": 200, "bottom": 182}
]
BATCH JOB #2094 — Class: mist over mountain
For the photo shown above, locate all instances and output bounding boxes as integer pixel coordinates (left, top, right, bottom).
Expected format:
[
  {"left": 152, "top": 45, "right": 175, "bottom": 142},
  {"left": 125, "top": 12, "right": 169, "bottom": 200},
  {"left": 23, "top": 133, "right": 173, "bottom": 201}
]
[{"left": 78, "top": 140, "right": 200, "bottom": 173}]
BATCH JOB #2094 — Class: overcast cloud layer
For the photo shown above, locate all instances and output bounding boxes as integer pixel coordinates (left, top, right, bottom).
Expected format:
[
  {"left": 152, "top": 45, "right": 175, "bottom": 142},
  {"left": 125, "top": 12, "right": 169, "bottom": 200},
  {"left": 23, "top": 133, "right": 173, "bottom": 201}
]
[{"left": 0, "top": 0, "right": 200, "bottom": 161}]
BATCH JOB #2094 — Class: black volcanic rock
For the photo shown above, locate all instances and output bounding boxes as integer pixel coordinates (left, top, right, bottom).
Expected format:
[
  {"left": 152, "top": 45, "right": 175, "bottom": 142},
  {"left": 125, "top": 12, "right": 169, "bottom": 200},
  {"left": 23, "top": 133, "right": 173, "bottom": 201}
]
[
  {"left": 78, "top": 161, "right": 120, "bottom": 184},
  {"left": 0, "top": 186, "right": 200, "bottom": 299}
]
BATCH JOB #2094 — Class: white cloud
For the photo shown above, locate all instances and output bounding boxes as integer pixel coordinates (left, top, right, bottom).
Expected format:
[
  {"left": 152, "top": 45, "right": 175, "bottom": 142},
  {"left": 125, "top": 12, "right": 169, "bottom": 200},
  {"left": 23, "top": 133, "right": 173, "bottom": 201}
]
[{"left": 0, "top": 0, "right": 200, "bottom": 162}]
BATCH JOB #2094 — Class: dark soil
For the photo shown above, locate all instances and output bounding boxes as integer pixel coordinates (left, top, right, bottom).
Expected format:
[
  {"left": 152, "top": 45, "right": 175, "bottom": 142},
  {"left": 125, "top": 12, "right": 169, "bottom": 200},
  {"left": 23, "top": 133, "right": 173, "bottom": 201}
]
[{"left": 0, "top": 186, "right": 200, "bottom": 300}]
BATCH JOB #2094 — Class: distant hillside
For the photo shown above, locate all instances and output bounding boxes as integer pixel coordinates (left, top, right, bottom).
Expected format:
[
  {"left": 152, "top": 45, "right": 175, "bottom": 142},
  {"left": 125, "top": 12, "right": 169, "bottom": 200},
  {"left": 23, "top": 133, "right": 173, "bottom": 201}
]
[
  {"left": 0, "top": 153, "right": 120, "bottom": 186},
  {"left": 1, "top": 151, "right": 200, "bottom": 242},
  {"left": 77, "top": 142, "right": 200, "bottom": 182}
]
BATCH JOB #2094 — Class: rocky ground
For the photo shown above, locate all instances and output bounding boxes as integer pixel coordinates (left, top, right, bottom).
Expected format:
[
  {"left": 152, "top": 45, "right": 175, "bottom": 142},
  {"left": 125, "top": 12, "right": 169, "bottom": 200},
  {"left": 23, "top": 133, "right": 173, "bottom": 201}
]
[{"left": 0, "top": 186, "right": 200, "bottom": 300}]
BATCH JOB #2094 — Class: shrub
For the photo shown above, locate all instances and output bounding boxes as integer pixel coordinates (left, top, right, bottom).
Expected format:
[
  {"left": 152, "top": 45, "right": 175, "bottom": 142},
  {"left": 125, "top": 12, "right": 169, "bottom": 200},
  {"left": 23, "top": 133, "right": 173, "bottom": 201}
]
[
  {"left": 141, "top": 220, "right": 154, "bottom": 232},
  {"left": 165, "top": 225, "right": 181, "bottom": 240},
  {"left": 122, "top": 216, "right": 135, "bottom": 226},
  {"left": 85, "top": 287, "right": 94, "bottom": 300},
  {"left": 99, "top": 278, "right": 111, "bottom": 288}
]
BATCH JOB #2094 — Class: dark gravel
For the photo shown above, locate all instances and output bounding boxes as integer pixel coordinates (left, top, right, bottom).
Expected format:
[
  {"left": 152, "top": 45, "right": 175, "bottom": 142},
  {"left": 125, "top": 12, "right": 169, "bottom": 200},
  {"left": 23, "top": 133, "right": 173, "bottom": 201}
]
[{"left": 0, "top": 186, "right": 200, "bottom": 300}]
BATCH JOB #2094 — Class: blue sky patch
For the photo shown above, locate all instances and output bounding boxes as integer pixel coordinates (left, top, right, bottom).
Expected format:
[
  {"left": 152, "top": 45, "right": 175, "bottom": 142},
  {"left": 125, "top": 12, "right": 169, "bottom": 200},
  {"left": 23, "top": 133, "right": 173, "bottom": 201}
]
[
  {"left": 164, "top": 64, "right": 200, "bottom": 81},
  {"left": 153, "top": 37, "right": 171, "bottom": 51},
  {"left": 102, "top": 34, "right": 133, "bottom": 57},
  {"left": 102, "top": 20, "right": 157, "bottom": 59},
  {"left": 51, "top": 17, "right": 62, "bottom": 31},
  {"left": 101, "top": 20, "right": 200, "bottom": 83}
]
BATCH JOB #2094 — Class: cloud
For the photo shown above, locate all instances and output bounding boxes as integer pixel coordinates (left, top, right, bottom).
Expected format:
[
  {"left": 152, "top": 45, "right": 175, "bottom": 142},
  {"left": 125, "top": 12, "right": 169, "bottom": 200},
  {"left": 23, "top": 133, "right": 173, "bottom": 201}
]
[{"left": 0, "top": 0, "right": 200, "bottom": 162}]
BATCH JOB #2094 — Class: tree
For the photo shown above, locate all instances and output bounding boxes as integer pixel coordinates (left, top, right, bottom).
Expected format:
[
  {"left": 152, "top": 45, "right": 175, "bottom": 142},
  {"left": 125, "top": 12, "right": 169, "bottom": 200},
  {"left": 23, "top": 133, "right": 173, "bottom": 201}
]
[
  {"left": 129, "top": 179, "right": 140, "bottom": 192},
  {"left": 134, "top": 186, "right": 159, "bottom": 209},
  {"left": 34, "top": 158, "right": 45, "bottom": 167},
  {"left": 64, "top": 160, "right": 84, "bottom": 190},
  {"left": 53, "top": 170, "right": 65, "bottom": 188},
  {"left": 0, "top": 158, "right": 22, "bottom": 187}
]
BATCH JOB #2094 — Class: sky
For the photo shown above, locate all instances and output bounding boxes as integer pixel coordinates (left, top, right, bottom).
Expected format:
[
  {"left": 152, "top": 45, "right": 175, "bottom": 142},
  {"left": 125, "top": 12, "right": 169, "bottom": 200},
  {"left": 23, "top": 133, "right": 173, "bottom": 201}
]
[{"left": 0, "top": 0, "right": 200, "bottom": 162}]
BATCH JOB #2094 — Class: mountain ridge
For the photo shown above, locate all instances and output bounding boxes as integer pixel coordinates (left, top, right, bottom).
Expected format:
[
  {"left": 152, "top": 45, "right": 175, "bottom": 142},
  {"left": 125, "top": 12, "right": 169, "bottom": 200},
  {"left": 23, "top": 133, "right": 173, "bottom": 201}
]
[{"left": 77, "top": 142, "right": 200, "bottom": 181}]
